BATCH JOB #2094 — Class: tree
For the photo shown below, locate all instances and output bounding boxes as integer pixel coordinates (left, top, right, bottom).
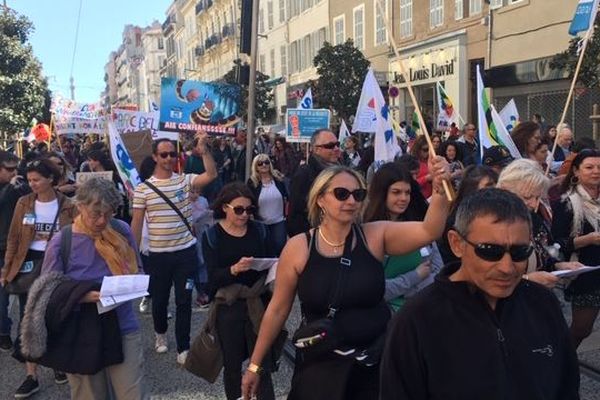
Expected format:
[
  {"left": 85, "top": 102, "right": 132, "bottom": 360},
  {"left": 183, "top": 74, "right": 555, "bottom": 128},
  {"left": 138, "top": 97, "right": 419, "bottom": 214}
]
[
  {"left": 313, "top": 39, "right": 370, "bottom": 121},
  {"left": 0, "top": 10, "right": 51, "bottom": 137},
  {"left": 223, "top": 59, "right": 275, "bottom": 124},
  {"left": 550, "top": 16, "right": 600, "bottom": 87}
]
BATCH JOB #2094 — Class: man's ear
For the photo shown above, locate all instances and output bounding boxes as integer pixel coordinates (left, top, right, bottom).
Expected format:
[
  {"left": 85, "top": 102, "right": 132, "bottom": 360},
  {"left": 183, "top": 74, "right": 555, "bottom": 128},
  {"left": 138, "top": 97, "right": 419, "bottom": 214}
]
[{"left": 448, "top": 230, "right": 466, "bottom": 258}]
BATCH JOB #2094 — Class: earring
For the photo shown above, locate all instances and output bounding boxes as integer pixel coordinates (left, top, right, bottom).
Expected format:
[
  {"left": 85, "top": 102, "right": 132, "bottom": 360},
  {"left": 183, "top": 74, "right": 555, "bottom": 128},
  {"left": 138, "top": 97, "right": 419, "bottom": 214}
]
[{"left": 571, "top": 175, "right": 579, "bottom": 185}]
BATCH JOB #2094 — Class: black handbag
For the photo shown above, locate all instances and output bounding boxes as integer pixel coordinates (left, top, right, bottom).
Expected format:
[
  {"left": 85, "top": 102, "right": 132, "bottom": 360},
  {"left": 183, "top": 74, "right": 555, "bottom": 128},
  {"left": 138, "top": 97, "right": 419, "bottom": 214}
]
[
  {"left": 5, "top": 197, "right": 63, "bottom": 295},
  {"left": 292, "top": 225, "right": 354, "bottom": 360}
]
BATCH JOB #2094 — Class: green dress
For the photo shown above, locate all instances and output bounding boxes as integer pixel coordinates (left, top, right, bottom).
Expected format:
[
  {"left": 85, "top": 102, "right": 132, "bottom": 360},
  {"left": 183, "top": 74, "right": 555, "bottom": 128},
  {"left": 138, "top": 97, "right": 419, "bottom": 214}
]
[{"left": 384, "top": 250, "right": 423, "bottom": 311}]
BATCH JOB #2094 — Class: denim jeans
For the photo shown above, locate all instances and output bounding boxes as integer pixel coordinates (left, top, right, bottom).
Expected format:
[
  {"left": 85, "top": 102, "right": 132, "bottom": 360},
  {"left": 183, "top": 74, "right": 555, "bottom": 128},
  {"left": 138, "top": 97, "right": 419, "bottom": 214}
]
[
  {"left": 0, "top": 256, "right": 12, "bottom": 336},
  {"left": 267, "top": 221, "right": 287, "bottom": 257}
]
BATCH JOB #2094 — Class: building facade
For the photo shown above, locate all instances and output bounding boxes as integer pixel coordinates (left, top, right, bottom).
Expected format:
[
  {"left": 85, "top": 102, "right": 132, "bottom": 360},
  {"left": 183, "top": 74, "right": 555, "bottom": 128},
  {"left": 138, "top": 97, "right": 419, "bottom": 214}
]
[{"left": 139, "top": 22, "right": 166, "bottom": 111}]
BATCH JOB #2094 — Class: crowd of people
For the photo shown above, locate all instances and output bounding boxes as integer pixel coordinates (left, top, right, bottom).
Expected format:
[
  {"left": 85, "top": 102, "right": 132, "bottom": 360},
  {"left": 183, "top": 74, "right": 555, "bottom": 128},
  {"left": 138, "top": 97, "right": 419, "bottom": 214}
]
[{"left": 0, "top": 115, "right": 597, "bottom": 400}]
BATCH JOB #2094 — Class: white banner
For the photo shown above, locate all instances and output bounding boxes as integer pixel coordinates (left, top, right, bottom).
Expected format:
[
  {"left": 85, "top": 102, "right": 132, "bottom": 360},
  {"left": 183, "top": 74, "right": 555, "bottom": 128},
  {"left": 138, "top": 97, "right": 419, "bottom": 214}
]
[
  {"left": 108, "top": 121, "right": 141, "bottom": 195},
  {"left": 54, "top": 116, "right": 106, "bottom": 136}
]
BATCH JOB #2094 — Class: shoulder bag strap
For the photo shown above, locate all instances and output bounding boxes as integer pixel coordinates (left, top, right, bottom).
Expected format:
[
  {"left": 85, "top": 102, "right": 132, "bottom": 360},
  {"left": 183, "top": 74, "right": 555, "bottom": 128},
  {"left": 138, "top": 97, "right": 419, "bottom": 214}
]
[
  {"left": 46, "top": 195, "right": 65, "bottom": 243},
  {"left": 326, "top": 225, "right": 355, "bottom": 319},
  {"left": 144, "top": 180, "right": 194, "bottom": 236}
]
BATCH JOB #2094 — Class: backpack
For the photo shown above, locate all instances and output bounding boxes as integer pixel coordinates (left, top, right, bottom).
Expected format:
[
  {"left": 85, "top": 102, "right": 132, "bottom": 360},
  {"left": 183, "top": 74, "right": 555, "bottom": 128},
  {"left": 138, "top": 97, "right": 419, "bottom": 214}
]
[{"left": 59, "top": 219, "right": 130, "bottom": 268}]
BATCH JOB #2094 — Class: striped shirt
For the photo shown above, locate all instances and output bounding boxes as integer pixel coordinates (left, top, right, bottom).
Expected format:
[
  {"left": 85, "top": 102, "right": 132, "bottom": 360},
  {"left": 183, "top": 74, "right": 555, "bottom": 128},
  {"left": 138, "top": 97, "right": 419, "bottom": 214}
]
[{"left": 133, "top": 173, "right": 198, "bottom": 253}]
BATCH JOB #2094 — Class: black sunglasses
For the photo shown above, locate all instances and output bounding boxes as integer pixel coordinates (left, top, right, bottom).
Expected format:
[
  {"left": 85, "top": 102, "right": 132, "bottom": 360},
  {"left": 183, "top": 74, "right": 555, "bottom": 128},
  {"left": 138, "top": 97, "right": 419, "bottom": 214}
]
[
  {"left": 2, "top": 166, "right": 17, "bottom": 172},
  {"left": 226, "top": 204, "right": 257, "bottom": 215},
  {"left": 316, "top": 141, "right": 340, "bottom": 150},
  {"left": 158, "top": 151, "right": 178, "bottom": 159},
  {"left": 457, "top": 232, "right": 533, "bottom": 262},
  {"left": 329, "top": 187, "right": 367, "bottom": 202},
  {"left": 257, "top": 160, "right": 270, "bottom": 167}
]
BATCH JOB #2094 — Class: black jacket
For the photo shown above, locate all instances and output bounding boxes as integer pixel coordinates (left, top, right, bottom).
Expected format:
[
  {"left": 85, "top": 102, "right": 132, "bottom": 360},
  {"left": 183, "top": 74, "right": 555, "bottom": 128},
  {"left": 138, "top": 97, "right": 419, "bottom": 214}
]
[
  {"left": 286, "top": 154, "right": 329, "bottom": 236},
  {"left": 380, "top": 263, "right": 579, "bottom": 400},
  {"left": 246, "top": 178, "right": 288, "bottom": 221},
  {"left": 0, "top": 180, "right": 30, "bottom": 253}
]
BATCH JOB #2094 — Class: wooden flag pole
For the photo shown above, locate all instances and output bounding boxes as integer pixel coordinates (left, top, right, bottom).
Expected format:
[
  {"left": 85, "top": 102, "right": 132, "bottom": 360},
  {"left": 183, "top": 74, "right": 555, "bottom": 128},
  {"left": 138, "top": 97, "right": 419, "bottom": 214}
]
[
  {"left": 546, "top": 27, "right": 594, "bottom": 175},
  {"left": 375, "top": 0, "right": 453, "bottom": 201}
]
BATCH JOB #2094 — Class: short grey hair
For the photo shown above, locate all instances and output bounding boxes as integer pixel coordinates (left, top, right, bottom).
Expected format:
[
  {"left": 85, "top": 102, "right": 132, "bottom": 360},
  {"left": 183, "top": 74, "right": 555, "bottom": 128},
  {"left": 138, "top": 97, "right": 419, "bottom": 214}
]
[
  {"left": 75, "top": 177, "right": 122, "bottom": 211},
  {"left": 497, "top": 159, "right": 550, "bottom": 194},
  {"left": 310, "top": 129, "right": 333, "bottom": 147}
]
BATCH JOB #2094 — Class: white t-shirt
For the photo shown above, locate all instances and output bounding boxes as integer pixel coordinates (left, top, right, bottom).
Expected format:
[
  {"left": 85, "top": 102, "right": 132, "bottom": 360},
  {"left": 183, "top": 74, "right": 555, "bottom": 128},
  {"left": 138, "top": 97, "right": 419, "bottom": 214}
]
[
  {"left": 30, "top": 199, "right": 59, "bottom": 251},
  {"left": 258, "top": 182, "right": 284, "bottom": 225}
]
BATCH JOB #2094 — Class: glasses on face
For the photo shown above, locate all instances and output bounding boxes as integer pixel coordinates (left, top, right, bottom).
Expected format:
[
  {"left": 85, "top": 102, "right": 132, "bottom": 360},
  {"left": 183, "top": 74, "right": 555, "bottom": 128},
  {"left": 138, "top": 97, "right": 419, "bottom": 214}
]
[
  {"left": 315, "top": 141, "right": 340, "bottom": 150},
  {"left": 256, "top": 160, "right": 270, "bottom": 167},
  {"left": 329, "top": 187, "right": 367, "bottom": 202},
  {"left": 457, "top": 231, "right": 533, "bottom": 262},
  {"left": 87, "top": 208, "right": 115, "bottom": 221},
  {"left": 158, "top": 151, "right": 178, "bottom": 159},
  {"left": 2, "top": 165, "right": 17, "bottom": 172},
  {"left": 226, "top": 204, "right": 257, "bottom": 215}
]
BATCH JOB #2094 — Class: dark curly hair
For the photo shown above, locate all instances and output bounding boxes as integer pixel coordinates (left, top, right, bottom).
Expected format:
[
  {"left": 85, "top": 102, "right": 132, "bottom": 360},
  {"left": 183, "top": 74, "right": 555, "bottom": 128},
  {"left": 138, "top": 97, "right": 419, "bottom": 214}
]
[{"left": 211, "top": 182, "right": 257, "bottom": 220}]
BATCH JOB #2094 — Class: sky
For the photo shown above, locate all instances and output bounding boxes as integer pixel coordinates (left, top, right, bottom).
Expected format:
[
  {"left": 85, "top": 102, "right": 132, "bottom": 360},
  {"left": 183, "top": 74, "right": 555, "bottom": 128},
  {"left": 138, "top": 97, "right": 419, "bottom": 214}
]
[{"left": 10, "top": 0, "right": 172, "bottom": 104}]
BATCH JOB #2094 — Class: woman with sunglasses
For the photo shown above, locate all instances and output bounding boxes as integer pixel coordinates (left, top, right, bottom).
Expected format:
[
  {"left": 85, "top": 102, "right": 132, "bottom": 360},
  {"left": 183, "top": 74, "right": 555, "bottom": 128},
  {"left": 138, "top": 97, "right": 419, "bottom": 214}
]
[
  {"left": 202, "top": 182, "right": 278, "bottom": 400},
  {"left": 248, "top": 154, "right": 288, "bottom": 256},
  {"left": 409, "top": 135, "right": 433, "bottom": 198},
  {"left": 1, "top": 158, "right": 77, "bottom": 398},
  {"left": 552, "top": 149, "right": 600, "bottom": 349},
  {"left": 364, "top": 163, "right": 443, "bottom": 312},
  {"left": 497, "top": 159, "right": 582, "bottom": 289},
  {"left": 242, "top": 157, "right": 450, "bottom": 400},
  {"left": 47, "top": 152, "right": 78, "bottom": 198}
]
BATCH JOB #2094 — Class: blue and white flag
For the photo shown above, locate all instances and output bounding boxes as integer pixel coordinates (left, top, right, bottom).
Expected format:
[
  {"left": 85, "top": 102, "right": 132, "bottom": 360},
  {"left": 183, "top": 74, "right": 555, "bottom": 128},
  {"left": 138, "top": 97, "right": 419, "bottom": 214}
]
[
  {"left": 108, "top": 121, "right": 141, "bottom": 195},
  {"left": 299, "top": 88, "right": 313, "bottom": 109},
  {"left": 499, "top": 98, "right": 520, "bottom": 133},
  {"left": 569, "top": 0, "right": 599, "bottom": 35},
  {"left": 338, "top": 119, "right": 350, "bottom": 144}
]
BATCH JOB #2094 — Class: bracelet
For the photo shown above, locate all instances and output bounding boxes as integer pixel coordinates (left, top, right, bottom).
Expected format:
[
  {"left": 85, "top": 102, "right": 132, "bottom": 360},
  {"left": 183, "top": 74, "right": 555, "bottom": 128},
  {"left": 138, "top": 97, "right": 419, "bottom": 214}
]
[
  {"left": 523, "top": 274, "right": 529, "bottom": 281},
  {"left": 247, "top": 363, "right": 262, "bottom": 374}
]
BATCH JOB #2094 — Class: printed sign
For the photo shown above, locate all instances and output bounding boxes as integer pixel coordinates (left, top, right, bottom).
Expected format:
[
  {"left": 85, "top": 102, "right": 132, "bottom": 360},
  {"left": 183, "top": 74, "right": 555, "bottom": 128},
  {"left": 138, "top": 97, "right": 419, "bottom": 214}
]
[
  {"left": 159, "top": 77, "right": 241, "bottom": 135},
  {"left": 113, "top": 110, "right": 158, "bottom": 133},
  {"left": 54, "top": 116, "right": 106, "bottom": 136},
  {"left": 75, "top": 171, "right": 114, "bottom": 185},
  {"left": 285, "top": 109, "right": 331, "bottom": 143},
  {"left": 51, "top": 95, "right": 104, "bottom": 120}
]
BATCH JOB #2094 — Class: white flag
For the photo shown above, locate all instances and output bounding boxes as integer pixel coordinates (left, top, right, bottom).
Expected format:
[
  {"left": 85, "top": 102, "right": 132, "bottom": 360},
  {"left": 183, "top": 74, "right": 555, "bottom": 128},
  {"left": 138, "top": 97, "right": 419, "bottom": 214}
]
[
  {"left": 108, "top": 121, "right": 142, "bottom": 195},
  {"left": 491, "top": 105, "right": 522, "bottom": 160},
  {"left": 499, "top": 99, "right": 520, "bottom": 133},
  {"left": 436, "top": 82, "right": 459, "bottom": 130},
  {"left": 339, "top": 119, "right": 350, "bottom": 143},
  {"left": 352, "top": 68, "right": 381, "bottom": 133},
  {"left": 298, "top": 88, "right": 313, "bottom": 109}
]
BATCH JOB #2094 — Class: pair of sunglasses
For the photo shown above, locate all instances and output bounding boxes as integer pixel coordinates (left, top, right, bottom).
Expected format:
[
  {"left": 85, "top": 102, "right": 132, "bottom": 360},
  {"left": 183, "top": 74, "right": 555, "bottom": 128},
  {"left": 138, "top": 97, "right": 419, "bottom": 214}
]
[
  {"left": 316, "top": 141, "right": 340, "bottom": 150},
  {"left": 257, "top": 160, "right": 270, "bottom": 167},
  {"left": 226, "top": 204, "right": 256, "bottom": 215},
  {"left": 158, "top": 152, "right": 178, "bottom": 159},
  {"left": 329, "top": 187, "right": 367, "bottom": 202},
  {"left": 2, "top": 166, "right": 17, "bottom": 172},
  {"left": 458, "top": 232, "right": 533, "bottom": 262}
]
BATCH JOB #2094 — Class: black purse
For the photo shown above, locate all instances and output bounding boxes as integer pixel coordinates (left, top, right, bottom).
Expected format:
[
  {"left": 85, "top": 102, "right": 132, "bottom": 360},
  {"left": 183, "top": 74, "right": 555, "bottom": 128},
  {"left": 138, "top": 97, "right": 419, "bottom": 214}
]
[
  {"left": 292, "top": 225, "right": 354, "bottom": 360},
  {"left": 6, "top": 197, "right": 63, "bottom": 295}
]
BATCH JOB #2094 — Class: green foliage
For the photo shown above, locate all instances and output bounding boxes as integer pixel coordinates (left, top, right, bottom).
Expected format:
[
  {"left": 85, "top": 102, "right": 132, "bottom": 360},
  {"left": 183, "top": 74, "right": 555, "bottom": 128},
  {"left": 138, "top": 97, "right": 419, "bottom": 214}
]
[
  {"left": 550, "top": 17, "right": 600, "bottom": 87},
  {"left": 223, "top": 59, "right": 275, "bottom": 124},
  {"left": 313, "top": 39, "right": 370, "bottom": 121},
  {"left": 0, "top": 10, "right": 51, "bottom": 136}
]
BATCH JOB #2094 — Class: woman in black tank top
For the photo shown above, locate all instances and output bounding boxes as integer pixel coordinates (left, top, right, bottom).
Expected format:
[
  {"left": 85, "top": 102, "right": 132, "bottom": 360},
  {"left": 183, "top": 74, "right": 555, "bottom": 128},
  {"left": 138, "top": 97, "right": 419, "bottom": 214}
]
[{"left": 242, "top": 163, "right": 451, "bottom": 400}]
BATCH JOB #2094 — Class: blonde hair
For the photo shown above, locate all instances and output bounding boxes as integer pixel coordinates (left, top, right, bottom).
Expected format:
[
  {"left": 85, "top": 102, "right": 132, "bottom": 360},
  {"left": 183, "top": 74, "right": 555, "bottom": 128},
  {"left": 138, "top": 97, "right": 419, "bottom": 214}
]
[
  {"left": 307, "top": 166, "right": 367, "bottom": 228},
  {"left": 249, "top": 153, "right": 284, "bottom": 187},
  {"left": 497, "top": 158, "right": 550, "bottom": 196}
]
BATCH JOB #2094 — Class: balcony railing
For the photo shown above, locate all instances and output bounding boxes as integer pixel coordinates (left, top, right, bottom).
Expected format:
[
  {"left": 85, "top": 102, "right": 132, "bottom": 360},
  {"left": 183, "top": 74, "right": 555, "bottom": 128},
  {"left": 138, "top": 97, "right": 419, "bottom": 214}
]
[
  {"left": 195, "top": 0, "right": 213, "bottom": 15},
  {"left": 205, "top": 34, "right": 222, "bottom": 50},
  {"left": 162, "top": 15, "right": 175, "bottom": 34}
]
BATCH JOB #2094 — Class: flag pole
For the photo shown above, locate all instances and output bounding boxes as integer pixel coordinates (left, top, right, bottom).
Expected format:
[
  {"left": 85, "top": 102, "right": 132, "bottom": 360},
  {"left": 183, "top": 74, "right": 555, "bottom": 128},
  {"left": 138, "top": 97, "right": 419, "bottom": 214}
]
[
  {"left": 546, "top": 26, "right": 594, "bottom": 175},
  {"left": 375, "top": 0, "right": 453, "bottom": 201}
]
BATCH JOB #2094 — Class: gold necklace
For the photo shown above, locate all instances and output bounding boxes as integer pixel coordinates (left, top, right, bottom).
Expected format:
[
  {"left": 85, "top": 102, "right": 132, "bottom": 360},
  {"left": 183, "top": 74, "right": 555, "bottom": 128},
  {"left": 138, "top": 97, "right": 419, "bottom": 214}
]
[{"left": 318, "top": 228, "right": 345, "bottom": 254}]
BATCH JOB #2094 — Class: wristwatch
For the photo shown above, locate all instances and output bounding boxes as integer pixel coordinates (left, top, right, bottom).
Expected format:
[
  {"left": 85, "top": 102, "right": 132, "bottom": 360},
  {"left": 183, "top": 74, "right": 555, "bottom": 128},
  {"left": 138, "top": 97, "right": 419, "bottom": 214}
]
[{"left": 247, "top": 363, "right": 262, "bottom": 374}]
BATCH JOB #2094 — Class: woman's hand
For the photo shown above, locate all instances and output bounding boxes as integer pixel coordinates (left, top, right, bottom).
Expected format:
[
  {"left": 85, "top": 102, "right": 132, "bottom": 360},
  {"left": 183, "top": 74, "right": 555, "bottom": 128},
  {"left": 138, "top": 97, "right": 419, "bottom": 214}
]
[
  {"left": 415, "top": 260, "right": 431, "bottom": 279},
  {"left": 80, "top": 290, "right": 101, "bottom": 303},
  {"left": 581, "top": 232, "right": 600, "bottom": 247},
  {"left": 231, "top": 257, "right": 254, "bottom": 276},
  {"left": 241, "top": 370, "right": 260, "bottom": 400},
  {"left": 428, "top": 155, "right": 450, "bottom": 193},
  {"left": 555, "top": 261, "right": 584, "bottom": 271},
  {"left": 524, "top": 271, "right": 559, "bottom": 289},
  {"left": 194, "top": 130, "right": 208, "bottom": 154}
]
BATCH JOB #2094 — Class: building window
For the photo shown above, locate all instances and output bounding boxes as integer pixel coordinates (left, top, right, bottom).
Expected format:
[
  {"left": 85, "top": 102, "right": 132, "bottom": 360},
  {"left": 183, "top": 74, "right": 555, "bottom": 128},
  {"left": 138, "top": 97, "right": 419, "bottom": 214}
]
[
  {"left": 279, "top": 0, "right": 286, "bottom": 22},
  {"left": 333, "top": 15, "right": 345, "bottom": 45},
  {"left": 302, "top": 34, "right": 312, "bottom": 71},
  {"left": 270, "top": 48, "right": 275, "bottom": 77},
  {"left": 259, "top": 54, "right": 266, "bottom": 73},
  {"left": 455, "top": 0, "right": 463, "bottom": 19},
  {"left": 259, "top": 8, "right": 265, "bottom": 33},
  {"left": 289, "top": 41, "right": 297, "bottom": 74},
  {"left": 267, "top": 1, "right": 274, "bottom": 30},
  {"left": 400, "top": 0, "right": 412, "bottom": 38},
  {"left": 430, "top": 0, "right": 444, "bottom": 29},
  {"left": 374, "top": 0, "right": 387, "bottom": 46},
  {"left": 469, "top": 0, "right": 482, "bottom": 15},
  {"left": 280, "top": 45, "right": 287, "bottom": 77},
  {"left": 158, "top": 37, "right": 164, "bottom": 50},
  {"left": 353, "top": 4, "right": 364, "bottom": 50},
  {"left": 490, "top": 0, "right": 502, "bottom": 8}
]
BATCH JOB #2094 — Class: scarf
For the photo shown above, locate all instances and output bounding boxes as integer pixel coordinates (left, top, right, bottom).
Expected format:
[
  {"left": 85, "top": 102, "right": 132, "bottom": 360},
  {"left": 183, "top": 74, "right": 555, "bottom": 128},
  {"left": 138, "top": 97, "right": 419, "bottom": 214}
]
[
  {"left": 73, "top": 215, "right": 138, "bottom": 276},
  {"left": 566, "top": 184, "right": 600, "bottom": 237}
]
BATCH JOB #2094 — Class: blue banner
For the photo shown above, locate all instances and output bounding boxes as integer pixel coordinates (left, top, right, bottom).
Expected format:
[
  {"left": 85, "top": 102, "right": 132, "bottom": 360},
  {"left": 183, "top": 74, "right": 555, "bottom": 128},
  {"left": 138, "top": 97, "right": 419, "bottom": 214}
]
[
  {"left": 159, "top": 77, "right": 241, "bottom": 135},
  {"left": 569, "top": 0, "right": 598, "bottom": 35},
  {"left": 286, "top": 109, "right": 330, "bottom": 143}
]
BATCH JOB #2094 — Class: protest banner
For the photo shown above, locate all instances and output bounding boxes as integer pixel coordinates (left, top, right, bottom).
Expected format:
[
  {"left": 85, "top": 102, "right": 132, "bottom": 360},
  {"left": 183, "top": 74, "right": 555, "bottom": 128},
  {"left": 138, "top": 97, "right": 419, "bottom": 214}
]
[
  {"left": 286, "top": 109, "right": 330, "bottom": 143},
  {"left": 113, "top": 109, "right": 158, "bottom": 133},
  {"left": 50, "top": 95, "right": 104, "bottom": 120},
  {"left": 120, "top": 129, "right": 154, "bottom": 172},
  {"left": 75, "top": 171, "right": 114, "bottom": 185},
  {"left": 107, "top": 121, "right": 141, "bottom": 195},
  {"left": 159, "top": 77, "right": 241, "bottom": 135},
  {"left": 54, "top": 116, "right": 106, "bottom": 136}
]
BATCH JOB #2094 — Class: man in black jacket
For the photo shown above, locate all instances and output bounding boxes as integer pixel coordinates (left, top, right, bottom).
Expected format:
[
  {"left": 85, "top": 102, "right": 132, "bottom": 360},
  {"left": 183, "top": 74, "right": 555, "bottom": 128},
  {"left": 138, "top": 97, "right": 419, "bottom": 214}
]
[
  {"left": 380, "top": 188, "right": 579, "bottom": 400},
  {"left": 286, "top": 129, "right": 340, "bottom": 236}
]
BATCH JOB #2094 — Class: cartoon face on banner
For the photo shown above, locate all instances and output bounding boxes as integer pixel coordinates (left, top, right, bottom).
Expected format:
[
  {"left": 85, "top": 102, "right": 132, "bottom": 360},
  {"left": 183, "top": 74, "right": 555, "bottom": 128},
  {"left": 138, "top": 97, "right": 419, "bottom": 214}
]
[{"left": 159, "top": 77, "right": 241, "bottom": 135}]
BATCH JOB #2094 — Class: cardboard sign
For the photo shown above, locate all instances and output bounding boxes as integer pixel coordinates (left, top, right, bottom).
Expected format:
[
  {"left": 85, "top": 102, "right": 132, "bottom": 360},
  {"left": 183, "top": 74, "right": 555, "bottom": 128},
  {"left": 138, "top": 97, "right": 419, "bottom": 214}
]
[{"left": 75, "top": 171, "right": 114, "bottom": 185}]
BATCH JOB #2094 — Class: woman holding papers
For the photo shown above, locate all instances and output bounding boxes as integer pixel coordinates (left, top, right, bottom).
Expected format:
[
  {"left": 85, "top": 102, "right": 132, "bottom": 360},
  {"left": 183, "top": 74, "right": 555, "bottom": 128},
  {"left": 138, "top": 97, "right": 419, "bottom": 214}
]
[
  {"left": 552, "top": 149, "right": 600, "bottom": 349},
  {"left": 1, "top": 157, "right": 76, "bottom": 399},
  {"left": 40, "top": 177, "right": 146, "bottom": 399},
  {"left": 201, "top": 182, "right": 278, "bottom": 400},
  {"left": 497, "top": 159, "right": 582, "bottom": 289},
  {"left": 242, "top": 162, "right": 450, "bottom": 400}
]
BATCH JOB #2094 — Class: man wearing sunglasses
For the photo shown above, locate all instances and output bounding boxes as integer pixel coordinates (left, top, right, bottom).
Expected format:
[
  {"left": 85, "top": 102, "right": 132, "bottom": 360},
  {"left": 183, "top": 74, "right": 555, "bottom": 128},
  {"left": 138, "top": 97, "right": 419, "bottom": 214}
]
[
  {"left": 0, "top": 151, "right": 31, "bottom": 351},
  {"left": 287, "top": 128, "right": 341, "bottom": 236},
  {"left": 381, "top": 188, "right": 579, "bottom": 400}
]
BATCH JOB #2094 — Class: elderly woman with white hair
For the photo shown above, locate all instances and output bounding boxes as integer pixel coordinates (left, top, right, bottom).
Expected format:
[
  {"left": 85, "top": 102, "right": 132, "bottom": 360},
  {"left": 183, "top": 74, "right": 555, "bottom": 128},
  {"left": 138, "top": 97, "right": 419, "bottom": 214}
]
[{"left": 497, "top": 159, "right": 582, "bottom": 288}]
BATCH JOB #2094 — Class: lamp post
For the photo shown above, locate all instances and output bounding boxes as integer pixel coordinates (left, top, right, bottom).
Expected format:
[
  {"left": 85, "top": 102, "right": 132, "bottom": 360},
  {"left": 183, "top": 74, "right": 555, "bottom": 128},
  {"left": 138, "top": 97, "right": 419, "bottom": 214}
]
[{"left": 245, "top": 0, "right": 260, "bottom": 181}]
